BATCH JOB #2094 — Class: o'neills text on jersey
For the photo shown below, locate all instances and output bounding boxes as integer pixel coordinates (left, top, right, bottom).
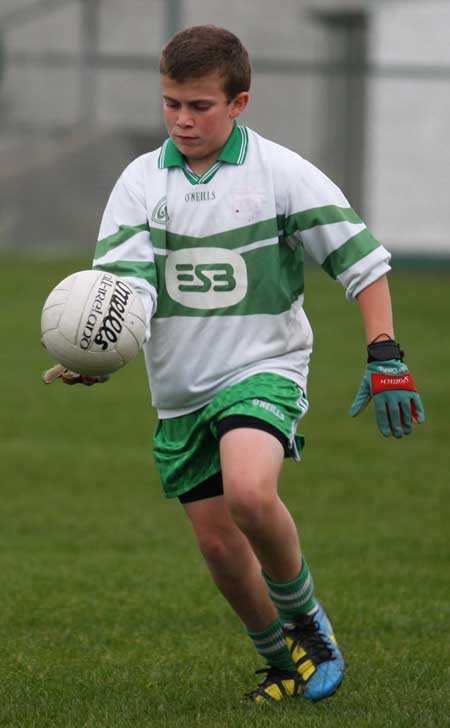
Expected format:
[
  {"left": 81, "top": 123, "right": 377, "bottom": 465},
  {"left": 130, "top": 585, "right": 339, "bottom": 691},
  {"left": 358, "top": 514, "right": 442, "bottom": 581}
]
[{"left": 184, "top": 191, "right": 216, "bottom": 203}]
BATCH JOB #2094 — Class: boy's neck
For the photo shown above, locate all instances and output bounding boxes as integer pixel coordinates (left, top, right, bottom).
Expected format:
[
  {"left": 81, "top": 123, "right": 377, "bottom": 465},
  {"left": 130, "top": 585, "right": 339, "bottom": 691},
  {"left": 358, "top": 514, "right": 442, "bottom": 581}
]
[
  {"left": 182, "top": 122, "right": 236, "bottom": 176},
  {"left": 186, "top": 156, "right": 219, "bottom": 176}
]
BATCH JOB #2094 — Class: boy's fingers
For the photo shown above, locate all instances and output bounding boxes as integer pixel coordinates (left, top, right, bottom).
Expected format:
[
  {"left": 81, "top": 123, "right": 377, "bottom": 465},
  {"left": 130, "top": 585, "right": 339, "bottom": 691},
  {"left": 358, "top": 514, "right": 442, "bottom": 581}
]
[{"left": 41, "top": 364, "right": 65, "bottom": 384}]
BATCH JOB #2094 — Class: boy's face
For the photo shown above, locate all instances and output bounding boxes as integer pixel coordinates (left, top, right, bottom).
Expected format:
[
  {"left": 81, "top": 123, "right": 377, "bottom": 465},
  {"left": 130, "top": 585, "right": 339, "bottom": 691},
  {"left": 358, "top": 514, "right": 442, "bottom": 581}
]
[{"left": 161, "top": 72, "right": 249, "bottom": 171}]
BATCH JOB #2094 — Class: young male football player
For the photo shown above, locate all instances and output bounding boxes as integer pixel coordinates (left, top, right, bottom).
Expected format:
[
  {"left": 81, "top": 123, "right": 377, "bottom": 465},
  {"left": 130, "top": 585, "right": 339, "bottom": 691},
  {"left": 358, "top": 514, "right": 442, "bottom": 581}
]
[{"left": 44, "top": 25, "right": 424, "bottom": 703}]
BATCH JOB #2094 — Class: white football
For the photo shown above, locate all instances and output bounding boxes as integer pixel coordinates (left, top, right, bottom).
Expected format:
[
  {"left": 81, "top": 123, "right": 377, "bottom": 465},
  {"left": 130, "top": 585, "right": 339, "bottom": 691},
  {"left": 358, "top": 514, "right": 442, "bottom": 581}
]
[{"left": 41, "top": 269, "right": 147, "bottom": 375}]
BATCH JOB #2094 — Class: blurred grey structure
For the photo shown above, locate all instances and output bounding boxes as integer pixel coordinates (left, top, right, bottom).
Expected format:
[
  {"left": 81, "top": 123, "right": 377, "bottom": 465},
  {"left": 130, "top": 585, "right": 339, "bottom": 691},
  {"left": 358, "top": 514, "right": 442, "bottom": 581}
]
[{"left": 1, "top": 0, "right": 449, "bottom": 259}]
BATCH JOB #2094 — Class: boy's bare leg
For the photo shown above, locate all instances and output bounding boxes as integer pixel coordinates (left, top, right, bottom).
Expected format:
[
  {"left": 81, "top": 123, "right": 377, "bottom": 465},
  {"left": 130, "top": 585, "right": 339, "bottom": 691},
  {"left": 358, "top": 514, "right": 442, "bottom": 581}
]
[
  {"left": 183, "top": 429, "right": 344, "bottom": 701},
  {"left": 183, "top": 428, "right": 303, "bottom": 627},
  {"left": 183, "top": 495, "right": 278, "bottom": 631},
  {"left": 219, "top": 428, "right": 302, "bottom": 582},
  {"left": 184, "top": 491, "right": 306, "bottom": 700}
]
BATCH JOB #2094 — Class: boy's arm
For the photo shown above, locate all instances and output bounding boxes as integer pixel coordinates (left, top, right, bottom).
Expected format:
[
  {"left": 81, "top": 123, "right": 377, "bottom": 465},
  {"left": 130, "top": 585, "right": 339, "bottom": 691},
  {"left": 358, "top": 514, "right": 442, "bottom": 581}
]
[
  {"left": 351, "top": 275, "right": 425, "bottom": 437},
  {"left": 42, "top": 159, "right": 156, "bottom": 387},
  {"left": 93, "top": 162, "right": 157, "bottom": 341},
  {"left": 278, "top": 155, "right": 424, "bottom": 436},
  {"left": 356, "top": 275, "right": 394, "bottom": 343}
]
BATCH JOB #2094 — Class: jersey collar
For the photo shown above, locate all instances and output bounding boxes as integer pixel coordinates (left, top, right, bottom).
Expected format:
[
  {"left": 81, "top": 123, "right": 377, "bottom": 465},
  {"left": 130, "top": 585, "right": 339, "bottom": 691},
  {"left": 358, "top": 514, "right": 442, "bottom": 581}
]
[{"left": 158, "top": 123, "right": 249, "bottom": 171}]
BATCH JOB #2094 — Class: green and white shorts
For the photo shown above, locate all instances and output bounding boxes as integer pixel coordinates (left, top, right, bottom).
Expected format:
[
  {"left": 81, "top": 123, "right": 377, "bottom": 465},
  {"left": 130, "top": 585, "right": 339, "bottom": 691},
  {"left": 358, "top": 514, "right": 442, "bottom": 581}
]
[{"left": 152, "top": 373, "right": 308, "bottom": 502}]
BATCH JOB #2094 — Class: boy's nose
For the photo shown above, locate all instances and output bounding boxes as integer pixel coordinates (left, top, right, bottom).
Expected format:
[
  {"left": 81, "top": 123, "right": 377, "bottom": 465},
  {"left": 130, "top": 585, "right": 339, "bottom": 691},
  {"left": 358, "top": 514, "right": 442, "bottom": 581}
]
[{"left": 176, "top": 108, "right": 194, "bottom": 127}]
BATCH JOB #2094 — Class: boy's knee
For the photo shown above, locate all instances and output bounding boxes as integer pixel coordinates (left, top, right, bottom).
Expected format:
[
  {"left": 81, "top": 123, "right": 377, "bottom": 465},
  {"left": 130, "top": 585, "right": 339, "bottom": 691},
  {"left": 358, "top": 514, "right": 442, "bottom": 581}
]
[{"left": 225, "top": 476, "right": 276, "bottom": 533}]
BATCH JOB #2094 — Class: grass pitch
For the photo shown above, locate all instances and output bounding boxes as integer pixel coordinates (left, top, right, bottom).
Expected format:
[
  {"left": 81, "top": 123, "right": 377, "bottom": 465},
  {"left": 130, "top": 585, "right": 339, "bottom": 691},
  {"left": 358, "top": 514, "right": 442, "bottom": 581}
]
[{"left": 0, "top": 253, "right": 448, "bottom": 728}]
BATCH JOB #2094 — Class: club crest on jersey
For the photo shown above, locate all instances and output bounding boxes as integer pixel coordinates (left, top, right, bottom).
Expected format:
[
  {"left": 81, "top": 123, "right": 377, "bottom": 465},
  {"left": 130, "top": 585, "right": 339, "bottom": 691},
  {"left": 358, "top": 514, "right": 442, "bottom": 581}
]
[
  {"left": 151, "top": 197, "right": 169, "bottom": 224},
  {"left": 165, "top": 247, "right": 248, "bottom": 310}
]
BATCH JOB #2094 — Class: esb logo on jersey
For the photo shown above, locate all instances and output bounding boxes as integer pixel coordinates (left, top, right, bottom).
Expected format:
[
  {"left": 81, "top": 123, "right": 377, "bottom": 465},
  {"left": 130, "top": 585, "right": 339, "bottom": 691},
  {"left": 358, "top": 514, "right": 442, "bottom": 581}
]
[{"left": 165, "top": 248, "right": 248, "bottom": 309}]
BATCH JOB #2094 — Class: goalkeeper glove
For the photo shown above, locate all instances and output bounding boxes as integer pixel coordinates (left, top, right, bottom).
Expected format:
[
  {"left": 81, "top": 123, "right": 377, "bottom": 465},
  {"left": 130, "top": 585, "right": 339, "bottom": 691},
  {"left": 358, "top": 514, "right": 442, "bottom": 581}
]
[
  {"left": 350, "top": 338, "right": 425, "bottom": 438},
  {"left": 41, "top": 364, "right": 110, "bottom": 386}
]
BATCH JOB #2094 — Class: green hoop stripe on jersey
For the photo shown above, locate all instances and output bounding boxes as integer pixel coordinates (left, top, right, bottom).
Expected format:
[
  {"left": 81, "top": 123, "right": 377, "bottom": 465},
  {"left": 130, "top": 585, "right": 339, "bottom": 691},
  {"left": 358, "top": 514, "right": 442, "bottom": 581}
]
[
  {"left": 153, "top": 241, "right": 304, "bottom": 318},
  {"left": 93, "top": 260, "right": 157, "bottom": 287},
  {"left": 95, "top": 223, "right": 150, "bottom": 260},
  {"left": 321, "top": 228, "right": 381, "bottom": 279},
  {"left": 144, "top": 204, "right": 368, "bottom": 264},
  {"left": 281, "top": 205, "right": 363, "bottom": 235},
  {"left": 149, "top": 216, "right": 279, "bottom": 252}
]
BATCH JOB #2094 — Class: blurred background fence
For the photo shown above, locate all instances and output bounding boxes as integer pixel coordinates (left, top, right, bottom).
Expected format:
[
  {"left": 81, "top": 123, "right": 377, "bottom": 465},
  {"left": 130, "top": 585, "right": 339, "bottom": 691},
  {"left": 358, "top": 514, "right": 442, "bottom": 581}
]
[{"left": 1, "top": 0, "right": 450, "bottom": 263}]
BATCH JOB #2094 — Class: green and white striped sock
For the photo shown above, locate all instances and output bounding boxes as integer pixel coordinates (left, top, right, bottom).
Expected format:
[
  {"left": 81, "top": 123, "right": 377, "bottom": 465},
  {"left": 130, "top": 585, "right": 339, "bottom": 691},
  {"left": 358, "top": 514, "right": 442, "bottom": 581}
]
[
  {"left": 246, "top": 618, "right": 297, "bottom": 673},
  {"left": 263, "top": 557, "right": 317, "bottom": 627}
]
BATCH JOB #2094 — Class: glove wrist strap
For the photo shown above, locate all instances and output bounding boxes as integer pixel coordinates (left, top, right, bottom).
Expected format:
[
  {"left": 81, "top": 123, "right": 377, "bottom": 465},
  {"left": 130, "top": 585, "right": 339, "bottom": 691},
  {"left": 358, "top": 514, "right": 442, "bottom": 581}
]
[{"left": 367, "top": 338, "right": 404, "bottom": 363}]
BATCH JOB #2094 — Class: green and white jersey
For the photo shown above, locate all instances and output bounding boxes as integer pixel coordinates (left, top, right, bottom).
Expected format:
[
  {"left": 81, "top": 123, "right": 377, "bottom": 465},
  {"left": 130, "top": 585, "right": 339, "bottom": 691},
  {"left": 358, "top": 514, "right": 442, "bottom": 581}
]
[{"left": 94, "top": 125, "right": 391, "bottom": 417}]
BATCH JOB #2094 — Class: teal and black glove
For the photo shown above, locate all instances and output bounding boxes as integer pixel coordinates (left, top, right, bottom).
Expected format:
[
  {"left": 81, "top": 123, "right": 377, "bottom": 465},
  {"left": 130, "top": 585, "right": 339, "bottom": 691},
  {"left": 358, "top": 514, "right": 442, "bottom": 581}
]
[
  {"left": 350, "top": 339, "right": 425, "bottom": 438},
  {"left": 41, "top": 364, "right": 110, "bottom": 386}
]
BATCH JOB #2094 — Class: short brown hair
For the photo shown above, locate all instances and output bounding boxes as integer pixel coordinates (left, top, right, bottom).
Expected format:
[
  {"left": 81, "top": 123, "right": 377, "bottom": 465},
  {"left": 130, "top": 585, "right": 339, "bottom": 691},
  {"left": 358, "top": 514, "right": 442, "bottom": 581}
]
[{"left": 160, "top": 25, "right": 251, "bottom": 101}]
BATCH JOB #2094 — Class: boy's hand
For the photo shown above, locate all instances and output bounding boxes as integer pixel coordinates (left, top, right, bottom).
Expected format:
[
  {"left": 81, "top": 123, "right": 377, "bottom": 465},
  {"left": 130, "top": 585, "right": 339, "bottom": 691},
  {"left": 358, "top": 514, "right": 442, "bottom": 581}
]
[
  {"left": 41, "top": 364, "right": 110, "bottom": 386},
  {"left": 350, "top": 340, "right": 425, "bottom": 438}
]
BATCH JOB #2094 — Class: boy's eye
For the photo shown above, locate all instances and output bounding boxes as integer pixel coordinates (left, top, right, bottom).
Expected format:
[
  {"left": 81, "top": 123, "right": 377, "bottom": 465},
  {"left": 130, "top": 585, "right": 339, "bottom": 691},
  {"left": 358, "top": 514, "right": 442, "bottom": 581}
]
[{"left": 163, "top": 99, "right": 213, "bottom": 111}]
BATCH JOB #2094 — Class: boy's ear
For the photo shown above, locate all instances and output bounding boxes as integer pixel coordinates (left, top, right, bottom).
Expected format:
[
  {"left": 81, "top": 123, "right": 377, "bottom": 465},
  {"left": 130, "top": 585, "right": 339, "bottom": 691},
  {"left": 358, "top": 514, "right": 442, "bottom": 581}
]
[{"left": 230, "top": 91, "right": 250, "bottom": 118}]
